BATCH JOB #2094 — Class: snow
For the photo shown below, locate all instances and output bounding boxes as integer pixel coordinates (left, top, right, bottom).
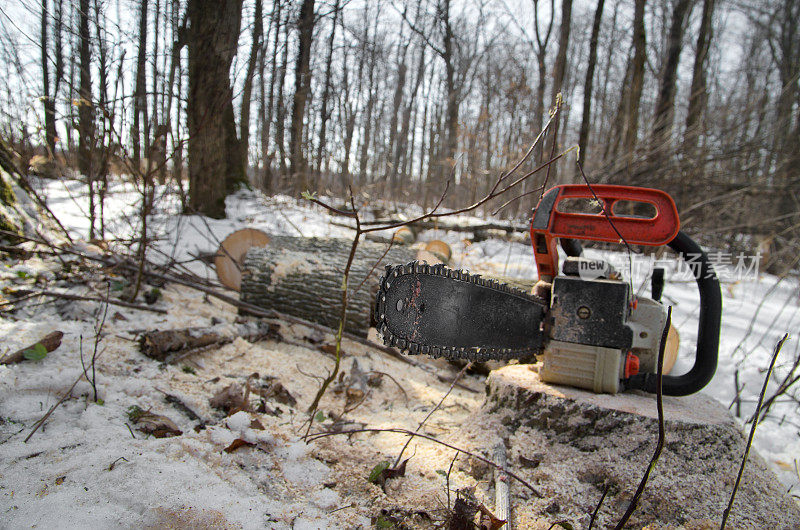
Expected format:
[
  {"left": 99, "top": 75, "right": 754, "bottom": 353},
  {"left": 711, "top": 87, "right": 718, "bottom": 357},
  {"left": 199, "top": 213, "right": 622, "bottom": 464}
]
[{"left": 1, "top": 177, "right": 799, "bottom": 527}]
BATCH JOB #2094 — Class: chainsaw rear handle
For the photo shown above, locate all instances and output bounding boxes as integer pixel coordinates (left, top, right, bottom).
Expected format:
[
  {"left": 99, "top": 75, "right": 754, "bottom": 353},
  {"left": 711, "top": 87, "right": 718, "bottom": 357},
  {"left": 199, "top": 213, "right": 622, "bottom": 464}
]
[{"left": 626, "top": 231, "right": 722, "bottom": 396}]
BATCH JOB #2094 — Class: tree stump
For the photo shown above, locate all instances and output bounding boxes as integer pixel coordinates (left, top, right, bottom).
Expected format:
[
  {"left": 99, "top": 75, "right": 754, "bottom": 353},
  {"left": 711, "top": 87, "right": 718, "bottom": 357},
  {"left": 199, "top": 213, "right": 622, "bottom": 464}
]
[
  {"left": 458, "top": 364, "right": 800, "bottom": 528},
  {"left": 239, "top": 236, "right": 419, "bottom": 338}
]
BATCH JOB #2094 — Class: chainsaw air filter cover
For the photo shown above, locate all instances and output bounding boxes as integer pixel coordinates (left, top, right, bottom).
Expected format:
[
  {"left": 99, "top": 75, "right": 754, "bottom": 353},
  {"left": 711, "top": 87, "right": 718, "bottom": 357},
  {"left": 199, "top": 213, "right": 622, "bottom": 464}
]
[{"left": 549, "top": 276, "right": 633, "bottom": 350}]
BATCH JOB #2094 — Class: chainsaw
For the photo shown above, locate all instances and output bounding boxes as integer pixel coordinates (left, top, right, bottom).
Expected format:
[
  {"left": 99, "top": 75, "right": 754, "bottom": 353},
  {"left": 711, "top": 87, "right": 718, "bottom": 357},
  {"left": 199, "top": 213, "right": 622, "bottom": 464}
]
[{"left": 374, "top": 185, "right": 722, "bottom": 396}]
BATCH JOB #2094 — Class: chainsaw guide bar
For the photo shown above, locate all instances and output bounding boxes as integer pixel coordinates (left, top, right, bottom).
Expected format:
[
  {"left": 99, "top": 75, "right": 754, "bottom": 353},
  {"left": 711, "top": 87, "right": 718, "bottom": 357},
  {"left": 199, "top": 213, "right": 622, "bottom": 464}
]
[{"left": 375, "top": 262, "right": 548, "bottom": 362}]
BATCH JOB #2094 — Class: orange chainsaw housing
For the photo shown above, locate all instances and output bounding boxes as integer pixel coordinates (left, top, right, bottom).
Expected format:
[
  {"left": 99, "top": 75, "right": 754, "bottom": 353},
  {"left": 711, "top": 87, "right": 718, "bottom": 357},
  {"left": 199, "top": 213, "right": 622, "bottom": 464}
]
[{"left": 530, "top": 185, "right": 680, "bottom": 280}]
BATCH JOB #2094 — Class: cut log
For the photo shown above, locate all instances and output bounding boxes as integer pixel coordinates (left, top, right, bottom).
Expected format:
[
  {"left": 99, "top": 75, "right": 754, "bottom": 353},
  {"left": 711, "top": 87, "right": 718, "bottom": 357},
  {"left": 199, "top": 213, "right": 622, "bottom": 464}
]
[
  {"left": 424, "top": 240, "right": 452, "bottom": 263},
  {"left": 460, "top": 365, "right": 800, "bottom": 528},
  {"left": 240, "top": 236, "right": 422, "bottom": 338},
  {"left": 215, "top": 228, "right": 271, "bottom": 291},
  {"left": 392, "top": 226, "right": 416, "bottom": 245}
]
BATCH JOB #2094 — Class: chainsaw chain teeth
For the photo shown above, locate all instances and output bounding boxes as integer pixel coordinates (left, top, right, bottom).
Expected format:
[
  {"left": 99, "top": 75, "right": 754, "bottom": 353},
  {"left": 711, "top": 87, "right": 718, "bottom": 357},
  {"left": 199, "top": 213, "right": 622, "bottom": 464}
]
[{"left": 375, "top": 261, "right": 546, "bottom": 362}]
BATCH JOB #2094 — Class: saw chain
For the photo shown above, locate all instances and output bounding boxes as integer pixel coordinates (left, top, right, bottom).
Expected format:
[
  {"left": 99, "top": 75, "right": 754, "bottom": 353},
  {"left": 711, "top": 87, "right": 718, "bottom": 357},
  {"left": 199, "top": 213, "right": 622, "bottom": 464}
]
[{"left": 375, "top": 261, "right": 548, "bottom": 362}]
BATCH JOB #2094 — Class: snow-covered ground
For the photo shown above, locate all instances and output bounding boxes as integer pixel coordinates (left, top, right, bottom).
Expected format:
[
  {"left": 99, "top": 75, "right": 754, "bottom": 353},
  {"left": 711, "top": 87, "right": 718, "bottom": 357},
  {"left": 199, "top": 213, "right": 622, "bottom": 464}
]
[{"left": 1, "top": 178, "right": 798, "bottom": 527}]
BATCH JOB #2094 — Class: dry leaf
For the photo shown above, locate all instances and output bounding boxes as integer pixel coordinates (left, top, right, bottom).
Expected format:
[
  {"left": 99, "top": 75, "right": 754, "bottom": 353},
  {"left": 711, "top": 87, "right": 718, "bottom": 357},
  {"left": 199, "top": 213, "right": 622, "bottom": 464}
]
[
  {"left": 132, "top": 411, "right": 182, "bottom": 438},
  {"left": 477, "top": 503, "right": 507, "bottom": 530},
  {"left": 209, "top": 383, "right": 244, "bottom": 414},
  {"left": 249, "top": 418, "right": 265, "bottom": 430},
  {"left": 224, "top": 438, "right": 255, "bottom": 453},
  {"left": 55, "top": 476, "right": 65, "bottom": 485}
]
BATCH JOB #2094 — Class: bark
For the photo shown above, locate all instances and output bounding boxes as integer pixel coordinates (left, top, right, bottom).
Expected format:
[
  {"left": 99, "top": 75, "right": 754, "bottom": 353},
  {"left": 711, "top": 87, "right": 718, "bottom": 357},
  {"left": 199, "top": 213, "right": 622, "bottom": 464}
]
[
  {"left": 577, "top": 0, "right": 605, "bottom": 169},
  {"left": 683, "top": 0, "right": 715, "bottom": 148},
  {"left": 623, "top": 0, "right": 647, "bottom": 156},
  {"left": 651, "top": 0, "right": 693, "bottom": 150},
  {"left": 240, "top": 236, "right": 417, "bottom": 338},
  {"left": 240, "top": 0, "right": 263, "bottom": 170},
  {"left": 132, "top": 0, "right": 148, "bottom": 163},
  {"left": 289, "top": 0, "right": 315, "bottom": 193},
  {"left": 187, "top": 0, "right": 245, "bottom": 218},
  {"left": 314, "top": 0, "right": 340, "bottom": 176}
]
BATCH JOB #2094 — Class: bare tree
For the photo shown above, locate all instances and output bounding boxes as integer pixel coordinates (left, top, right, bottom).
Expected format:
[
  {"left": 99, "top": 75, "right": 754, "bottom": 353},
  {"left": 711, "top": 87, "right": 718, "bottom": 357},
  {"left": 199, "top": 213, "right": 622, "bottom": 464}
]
[
  {"left": 132, "top": 0, "right": 148, "bottom": 164},
  {"left": 241, "top": 0, "right": 264, "bottom": 170},
  {"left": 577, "top": 0, "right": 605, "bottom": 169},
  {"left": 314, "top": 0, "right": 341, "bottom": 177},
  {"left": 289, "top": 0, "right": 315, "bottom": 193}
]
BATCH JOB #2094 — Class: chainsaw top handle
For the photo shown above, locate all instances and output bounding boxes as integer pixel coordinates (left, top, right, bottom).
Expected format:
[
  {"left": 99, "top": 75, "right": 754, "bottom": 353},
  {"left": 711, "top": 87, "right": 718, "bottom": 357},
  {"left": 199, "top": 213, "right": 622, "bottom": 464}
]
[{"left": 531, "top": 184, "right": 680, "bottom": 279}]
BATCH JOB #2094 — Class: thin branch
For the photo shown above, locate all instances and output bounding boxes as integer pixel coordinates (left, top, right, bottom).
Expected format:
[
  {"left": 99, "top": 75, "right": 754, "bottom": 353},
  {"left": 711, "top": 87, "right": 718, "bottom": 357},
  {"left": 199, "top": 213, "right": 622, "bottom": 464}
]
[
  {"left": 721, "top": 333, "right": 789, "bottom": 529},
  {"left": 614, "top": 306, "right": 672, "bottom": 529},
  {"left": 393, "top": 362, "right": 472, "bottom": 468},
  {"left": 307, "top": 426, "right": 542, "bottom": 497}
]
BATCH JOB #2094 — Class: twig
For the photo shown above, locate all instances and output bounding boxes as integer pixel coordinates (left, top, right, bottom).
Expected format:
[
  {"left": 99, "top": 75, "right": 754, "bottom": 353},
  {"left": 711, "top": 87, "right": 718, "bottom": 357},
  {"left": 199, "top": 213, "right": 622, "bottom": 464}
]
[
  {"left": 446, "top": 452, "right": 459, "bottom": 510},
  {"left": 393, "top": 362, "right": 472, "bottom": 468},
  {"left": 588, "top": 485, "right": 611, "bottom": 530},
  {"left": 720, "top": 333, "right": 789, "bottom": 529},
  {"left": 614, "top": 306, "right": 672, "bottom": 529},
  {"left": 26, "top": 290, "right": 167, "bottom": 314},
  {"left": 25, "top": 371, "right": 86, "bottom": 443},
  {"left": 306, "top": 427, "right": 542, "bottom": 497}
]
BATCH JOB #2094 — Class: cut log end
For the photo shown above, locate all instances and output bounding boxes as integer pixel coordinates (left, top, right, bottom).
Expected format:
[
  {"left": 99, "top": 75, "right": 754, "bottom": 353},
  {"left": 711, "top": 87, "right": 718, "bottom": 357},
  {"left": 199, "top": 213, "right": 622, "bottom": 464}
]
[{"left": 215, "top": 228, "right": 271, "bottom": 291}]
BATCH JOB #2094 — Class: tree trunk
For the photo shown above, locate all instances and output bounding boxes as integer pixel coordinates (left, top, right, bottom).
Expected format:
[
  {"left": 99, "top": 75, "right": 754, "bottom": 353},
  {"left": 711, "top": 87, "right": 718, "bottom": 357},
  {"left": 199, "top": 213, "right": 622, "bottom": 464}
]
[
  {"left": 393, "top": 45, "right": 425, "bottom": 186},
  {"left": 543, "top": 0, "right": 572, "bottom": 181},
  {"left": 386, "top": 44, "right": 408, "bottom": 189},
  {"left": 41, "top": 0, "right": 57, "bottom": 155},
  {"left": 275, "top": 11, "right": 290, "bottom": 182},
  {"left": 441, "top": 0, "right": 458, "bottom": 185},
  {"left": 240, "top": 0, "right": 263, "bottom": 171},
  {"left": 240, "top": 236, "right": 417, "bottom": 338},
  {"left": 651, "top": 0, "right": 693, "bottom": 152},
  {"left": 187, "top": 0, "right": 245, "bottom": 218},
  {"left": 623, "top": 0, "right": 647, "bottom": 159},
  {"left": 261, "top": 0, "right": 282, "bottom": 192},
  {"left": 289, "top": 0, "right": 315, "bottom": 193},
  {"left": 314, "top": 0, "right": 340, "bottom": 177},
  {"left": 482, "top": 364, "right": 800, "bottom": 528},
  {"left": 358, "top": 46, "right": 377, "bottom": 183},
  {"left": 683, "top": 0, "right": 715, "bottom": 149},
  {"left": 132, "top": 0, "right": 148, "bottom": 164},
  {"left": 78, "top": 0, "right": 95, "bottom": 239},
  {"left": 577, "top": 0, "right": 605, "bottom": 171}
]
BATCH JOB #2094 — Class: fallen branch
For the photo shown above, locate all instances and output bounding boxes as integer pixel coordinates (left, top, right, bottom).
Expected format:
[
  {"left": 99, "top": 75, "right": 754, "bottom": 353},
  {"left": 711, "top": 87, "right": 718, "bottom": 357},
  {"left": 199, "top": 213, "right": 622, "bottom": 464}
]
[{"left": 10, "top": 289, "right": 167, "bottom": 314}]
